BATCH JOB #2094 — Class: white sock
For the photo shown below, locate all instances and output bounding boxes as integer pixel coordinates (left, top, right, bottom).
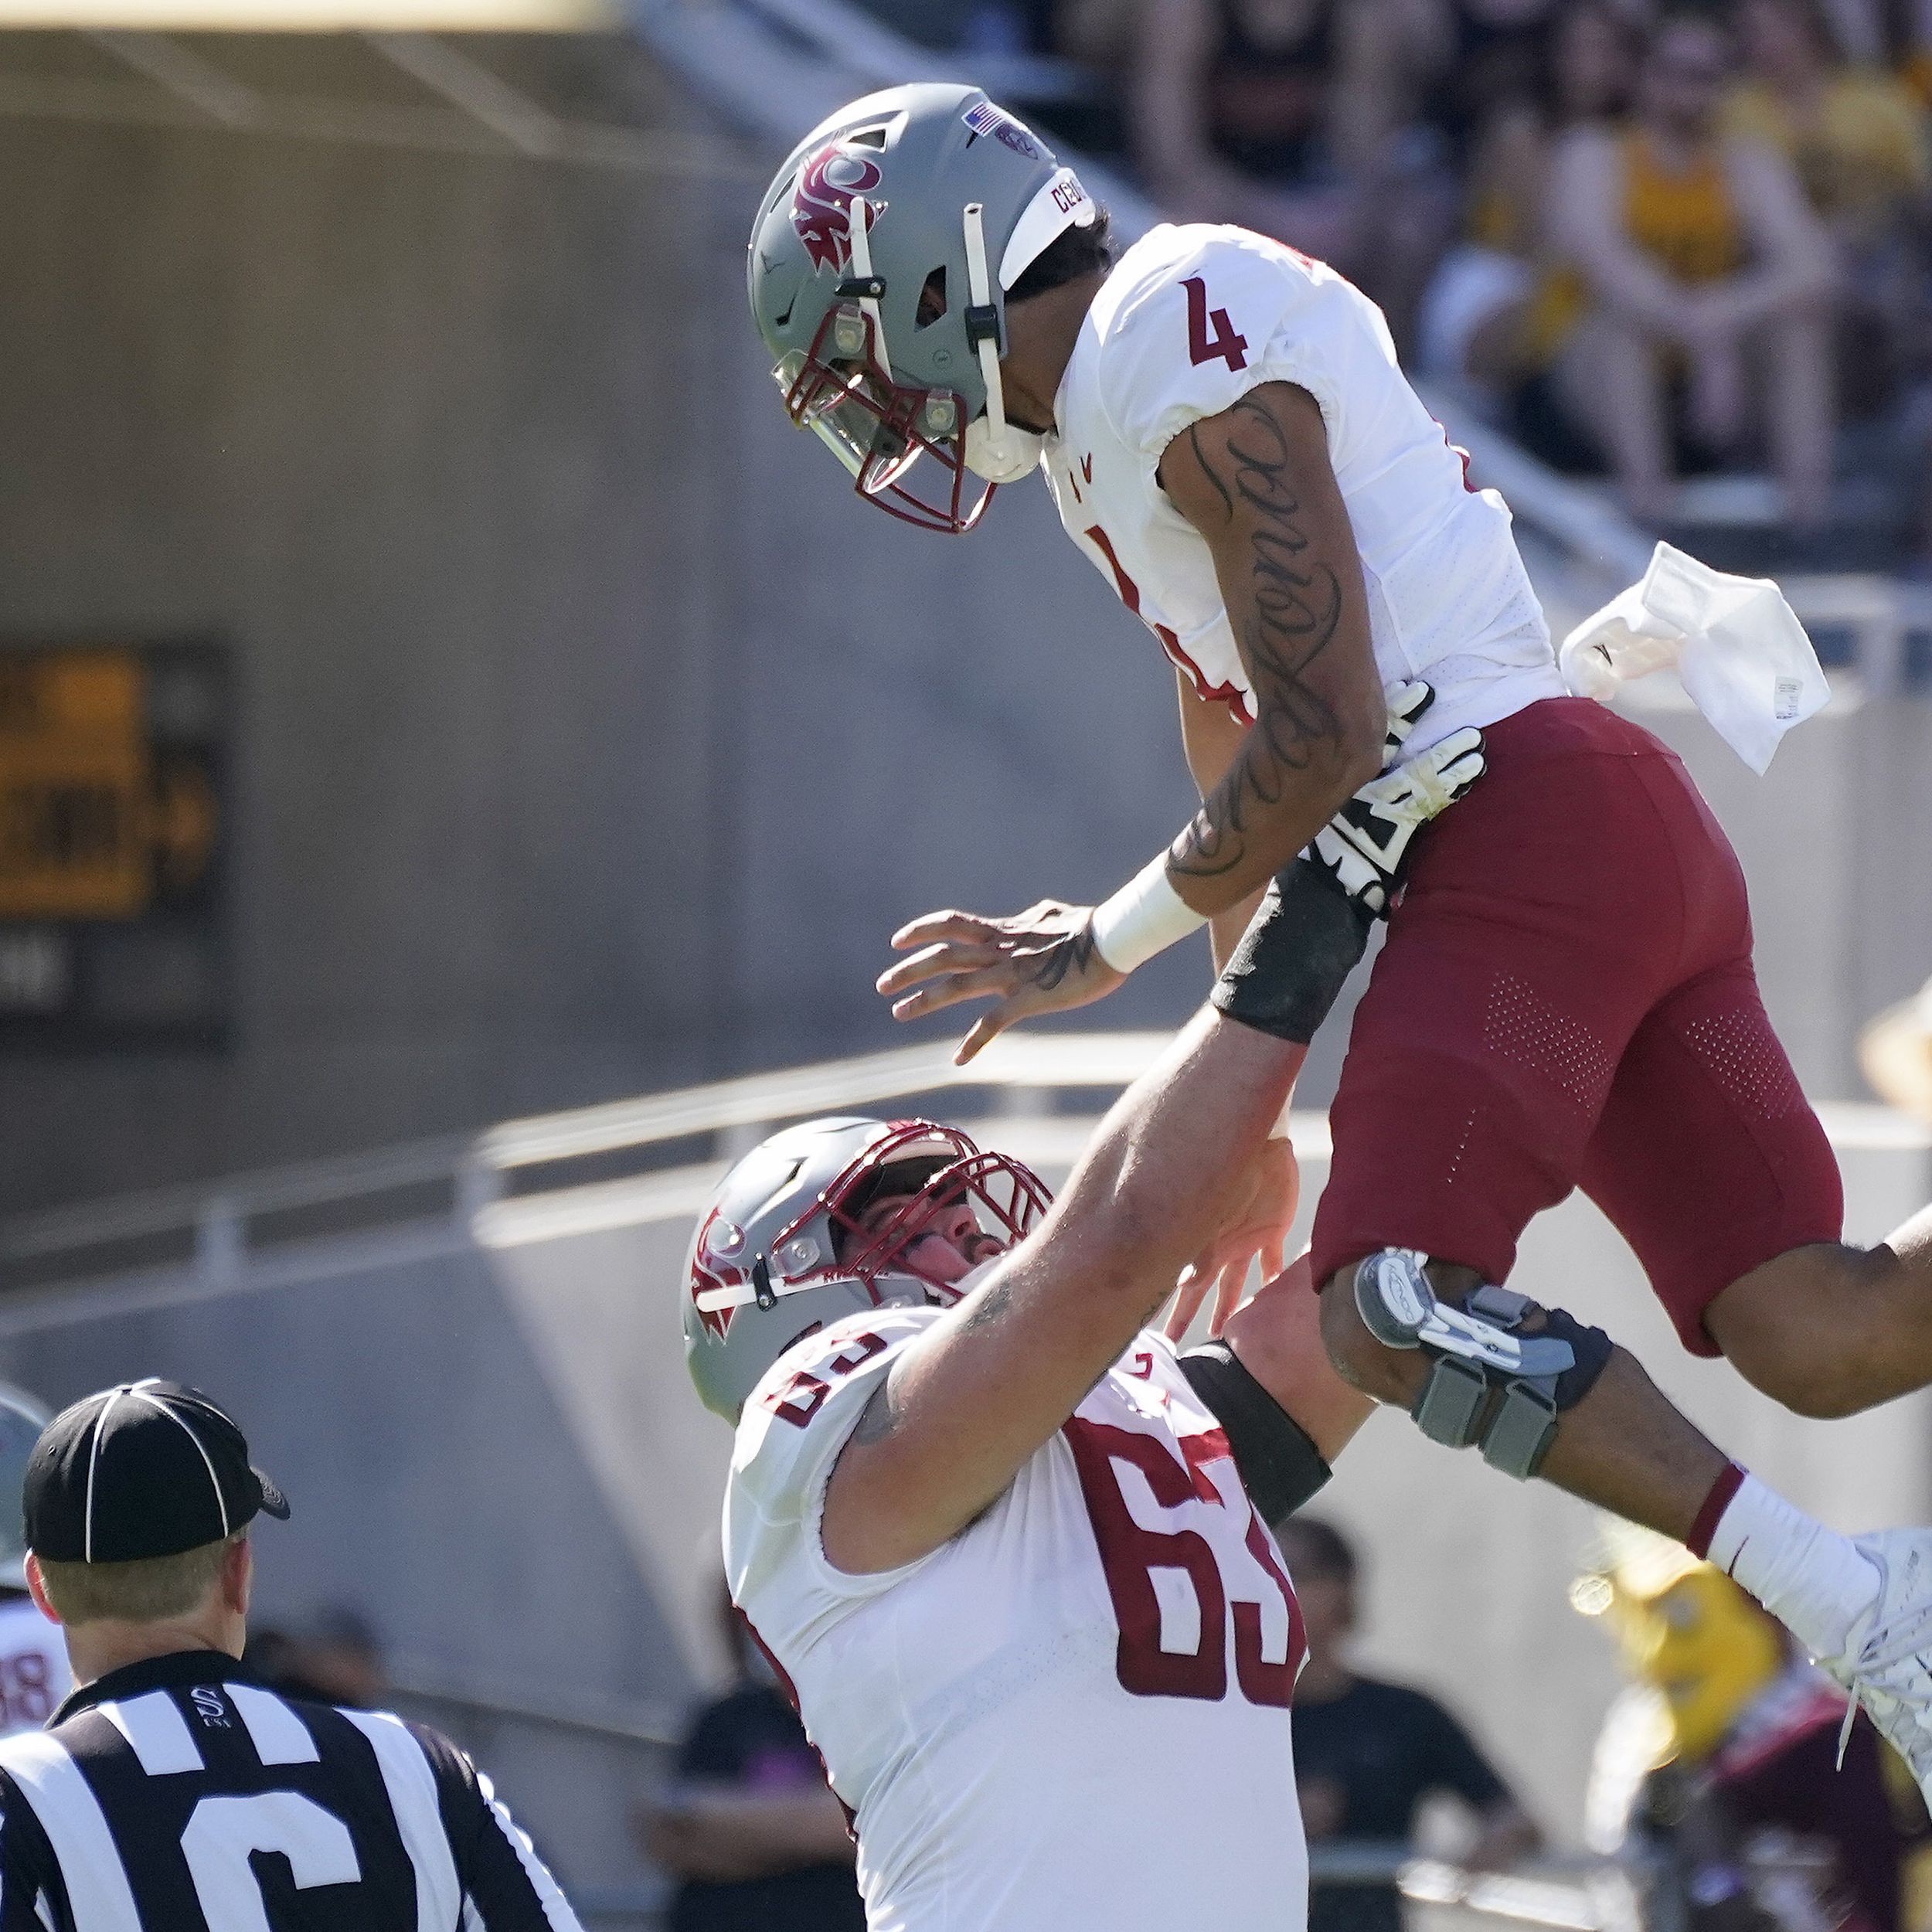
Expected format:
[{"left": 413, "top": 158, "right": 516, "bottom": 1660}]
[{"left": 1706, "top": 1472, "right": 1879, "bottom": 1662}]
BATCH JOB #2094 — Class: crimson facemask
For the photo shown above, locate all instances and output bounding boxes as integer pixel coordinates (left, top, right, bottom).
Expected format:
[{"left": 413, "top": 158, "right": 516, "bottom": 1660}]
[
  {"left": 774, "top": 304, "right": 992, "bottom": 535},
  {"left": 806, "top": 1121, "right": 1049, "bottom": 1302}
]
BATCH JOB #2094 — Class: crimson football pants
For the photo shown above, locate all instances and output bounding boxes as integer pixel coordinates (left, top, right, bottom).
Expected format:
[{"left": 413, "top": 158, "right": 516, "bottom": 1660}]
[{"left": 1308, "top": 696, "right": 1843, "bottom": 1354}]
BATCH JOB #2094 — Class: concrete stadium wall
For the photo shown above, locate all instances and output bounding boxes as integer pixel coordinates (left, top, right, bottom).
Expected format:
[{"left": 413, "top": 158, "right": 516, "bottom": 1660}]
[
  {"left": 4, "top": 1110, "right": 1923, "bottom": 1892},
  {"left": 0, "top": 32, "right": 1206, "bottom": 1216},
  {"left": 0, "top": 34, "right": 1927, "bottom": 1221}
]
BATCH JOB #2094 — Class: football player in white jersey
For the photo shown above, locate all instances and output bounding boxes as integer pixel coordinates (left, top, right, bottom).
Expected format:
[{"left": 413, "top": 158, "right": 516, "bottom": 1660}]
[
  {"left": 683, "top": 995, "right": 1932, "bottom": 1928},
  {"left": 0, "top": 1386, "right": 69, "bottom": 1736},
  {"left": 746, "top": 81, "right": 1932, "bottom": 1798}
]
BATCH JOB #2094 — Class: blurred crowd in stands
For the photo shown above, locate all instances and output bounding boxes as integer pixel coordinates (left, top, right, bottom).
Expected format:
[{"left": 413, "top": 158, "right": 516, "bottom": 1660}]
[{"left": 882, "top": 0, "right": 1932, "bottom": 570}]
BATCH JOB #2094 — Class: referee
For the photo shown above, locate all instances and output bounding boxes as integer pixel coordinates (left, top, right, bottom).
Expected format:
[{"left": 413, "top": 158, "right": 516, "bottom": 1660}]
[{"left": 0, "top": 1377, "right": 583, "bottom": 1930}]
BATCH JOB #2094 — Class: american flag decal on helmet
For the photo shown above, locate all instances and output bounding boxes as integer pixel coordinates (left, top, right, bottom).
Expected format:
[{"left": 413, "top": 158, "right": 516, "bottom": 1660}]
[
  {"left": 791, "top": 144, "right": 886, "bottom": 274},
  {"left": 962, "top": 100, "right": 1041, "bottom": 158}
]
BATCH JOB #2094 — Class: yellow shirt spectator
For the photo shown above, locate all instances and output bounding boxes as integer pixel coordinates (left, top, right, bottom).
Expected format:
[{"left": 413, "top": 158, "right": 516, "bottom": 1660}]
[
  {"left": 1906, "top": 47, "right": 1932, "bottom": 113},
  {"left": 1525, "top": 128, "right": 1745, "bottom": 366},
  {"left": 1724, "top": 71, "right": 1929, "bottom": 239}
]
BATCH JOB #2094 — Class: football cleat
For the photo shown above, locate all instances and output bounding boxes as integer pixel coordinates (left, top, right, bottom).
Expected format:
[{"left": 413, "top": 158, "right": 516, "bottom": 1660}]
[{"left": 1819, "top": 1529, "right": 1932, "bottom": 1805}]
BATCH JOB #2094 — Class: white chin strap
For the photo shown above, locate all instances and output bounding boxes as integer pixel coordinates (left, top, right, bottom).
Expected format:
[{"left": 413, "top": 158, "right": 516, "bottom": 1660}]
[
  {"left": 846, "top": 192, "right": 890, "bottom": 376},
  {"left": 961, "top": 200, "right": 1043, "bottom": 485}
]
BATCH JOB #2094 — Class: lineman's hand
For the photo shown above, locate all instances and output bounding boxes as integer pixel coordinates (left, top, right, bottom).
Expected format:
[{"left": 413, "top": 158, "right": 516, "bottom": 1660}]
[
  {"left": 879, "top": 900, "right": 1127, "bottom": 1066},
  {"left": 1164, "top": 1134, "right": 1299, "bottom": 1342}
]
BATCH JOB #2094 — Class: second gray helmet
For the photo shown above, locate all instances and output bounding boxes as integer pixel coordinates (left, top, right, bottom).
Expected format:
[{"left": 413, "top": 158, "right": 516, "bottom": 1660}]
[{"left": 748, "top": 83, "right": 1100, "bottom": 533}]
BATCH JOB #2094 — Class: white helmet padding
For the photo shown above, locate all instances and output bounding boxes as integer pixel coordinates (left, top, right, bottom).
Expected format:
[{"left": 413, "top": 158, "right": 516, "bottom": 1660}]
[
  {"left": 1000, "top": 168, "right": 1097, "bottom": 291},
  {"left": 961, "top": 168, "right": 1098, "bottom": 483}
]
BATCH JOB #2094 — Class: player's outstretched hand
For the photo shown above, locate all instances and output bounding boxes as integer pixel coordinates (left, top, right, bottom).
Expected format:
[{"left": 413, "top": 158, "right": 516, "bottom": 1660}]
[
  {"left": 878, "top": 899, "right": 1127, "bottom": 1065},
  {"left": 1163, "top": 1134, "right": 1299, "bottom": 1342}
]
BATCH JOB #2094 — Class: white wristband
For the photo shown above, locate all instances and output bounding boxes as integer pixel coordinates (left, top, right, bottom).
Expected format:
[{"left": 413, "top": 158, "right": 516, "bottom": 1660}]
[{"left": 1089, "top": 855, "right": 1206, "bottom": 975}]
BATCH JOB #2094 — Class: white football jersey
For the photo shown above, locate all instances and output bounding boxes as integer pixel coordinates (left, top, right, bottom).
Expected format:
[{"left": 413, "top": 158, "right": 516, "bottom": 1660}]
[
  {"left": 0, "top": 1592, "right": 68, "bottom": 1736},
  {"left": 1042, "top": 223, "right": 1564, "bottom": 750},
  {"left": 726, "top": 1304, "right": 1308, "bottom": 1932}
]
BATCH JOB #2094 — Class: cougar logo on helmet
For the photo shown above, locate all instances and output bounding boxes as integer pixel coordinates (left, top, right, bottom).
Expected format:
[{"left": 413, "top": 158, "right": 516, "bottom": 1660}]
[
  {"left": 690, "top": 1209, "right": 748, "bottom": 1342},
  {"left": 791, "top": 145, "right": 886, "bottom": 274}
]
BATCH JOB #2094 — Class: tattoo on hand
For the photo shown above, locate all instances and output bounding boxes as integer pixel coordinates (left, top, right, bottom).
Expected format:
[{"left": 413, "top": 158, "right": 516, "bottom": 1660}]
[
  {"left": 1172, "top": 395, "right": 1345, "bottom": 880},
  {"left": 1025, "top": 923, "right": 1100, "bottom": 993}
]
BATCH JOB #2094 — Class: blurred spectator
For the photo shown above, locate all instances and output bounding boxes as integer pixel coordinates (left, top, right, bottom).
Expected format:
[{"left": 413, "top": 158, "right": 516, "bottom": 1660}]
[
  {"left": 1729, "top": 0, "right": 1930, "bottom": 420},
  {"left": 1059, "top": 0, "right": 1143, "bottom": 69},
  {"left": 1577, "top": 1526, "right": 1929, "bottom": 1932},
  {"left": 1729, "top": 0, "right": 1928, "bottom": 246},
  {"left": 1859, "top": 973, "right": 1932, "bottom": 1118},
  {"left": 1903, "top": 0, "right": 1932, "bottom": 108},
  {"left": 1420, "top": 1, "right": 1641, "bottom": 392},
  {"left": 244, "top": 1602, "right": 386, "bottom": 1707},
  {"left": 1423, "top": 0, "right": 1563, "bottom": 166},
  {"left": 638, "top": 1583, "right": 862, "bottom": 1932},
  {"left": 1278, "top": 1518, "right": 1540, "bottom": 1932},
  {"left": 1131, "top": 0, "right": 1451, "bottom": 341},
  {"left": 1536, "top": 11, "right": 1838, "bottom": 529}
]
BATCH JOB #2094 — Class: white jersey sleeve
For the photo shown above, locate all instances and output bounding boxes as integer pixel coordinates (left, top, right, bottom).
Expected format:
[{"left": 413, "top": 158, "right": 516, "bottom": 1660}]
[
  {"left": 725, "top": 1306, "right": 944, "bottom": 1659},
  {"left": 1094, "top": 226, "right": 1386, "bottom": 469}
]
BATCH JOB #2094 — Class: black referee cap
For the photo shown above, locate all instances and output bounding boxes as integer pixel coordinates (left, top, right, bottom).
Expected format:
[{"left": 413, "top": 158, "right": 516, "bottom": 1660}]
[{"left": 24, "top": 1379, "right": 289, "bottom": 1565}]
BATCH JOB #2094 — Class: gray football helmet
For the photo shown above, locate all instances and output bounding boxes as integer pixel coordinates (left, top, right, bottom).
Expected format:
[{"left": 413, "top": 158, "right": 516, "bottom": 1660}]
[
  {"left": 747, "top": 83, "right": 1100, "bottom": 533},
  {"left": 682, "top": 1115, "right": 1049, "bottom": 1422},
  {"left": 0, "top": 1383, "right": 49, "bottom": 1589}
]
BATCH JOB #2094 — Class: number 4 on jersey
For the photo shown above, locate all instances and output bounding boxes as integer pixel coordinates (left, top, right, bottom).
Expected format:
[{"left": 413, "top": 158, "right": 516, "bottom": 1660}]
[{"left": 1182, "top": 277, "right": 1248, "bottom": 373}]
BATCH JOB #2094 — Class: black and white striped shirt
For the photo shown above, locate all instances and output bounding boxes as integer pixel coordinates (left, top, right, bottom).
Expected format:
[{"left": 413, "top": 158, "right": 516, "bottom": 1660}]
[{"left": 0, "top": 1649, "right": 581, "bottom": 1930}]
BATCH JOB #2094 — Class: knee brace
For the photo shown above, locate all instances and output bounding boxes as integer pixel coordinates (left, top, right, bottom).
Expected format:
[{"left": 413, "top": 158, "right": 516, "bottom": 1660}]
[{"left": 1352, "top": 1249, "right": 1613, "bottom": 1479}]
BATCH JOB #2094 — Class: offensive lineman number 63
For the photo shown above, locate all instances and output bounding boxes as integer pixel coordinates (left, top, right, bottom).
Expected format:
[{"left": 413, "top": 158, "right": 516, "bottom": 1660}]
[{"left": 767, "top": 1343, "right": 1304, "bottom": 1709}]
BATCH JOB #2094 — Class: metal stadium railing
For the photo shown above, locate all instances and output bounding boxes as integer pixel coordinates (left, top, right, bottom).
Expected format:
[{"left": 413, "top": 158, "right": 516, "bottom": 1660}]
[
  {"left": 0, "top": 1029, "right": 1192, "bottom": 1300},
  {"left": 0, "top": 1024, "right": 1920, "bottom": 1311}
]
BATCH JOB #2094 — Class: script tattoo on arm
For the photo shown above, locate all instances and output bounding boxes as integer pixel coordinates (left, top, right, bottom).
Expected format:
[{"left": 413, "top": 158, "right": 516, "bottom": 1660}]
[{"left": 1165, "top": 389, "right": 1355, "bottom": 883}]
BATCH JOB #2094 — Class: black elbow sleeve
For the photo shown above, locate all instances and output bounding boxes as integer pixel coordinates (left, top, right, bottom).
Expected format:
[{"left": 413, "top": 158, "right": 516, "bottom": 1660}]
[
  {"left": 1178, "top": 1340, "right": 1332, "bottom": 1534},
  {"left": 1211, "top": 858, "right": 1372, "bottom": 1046}
]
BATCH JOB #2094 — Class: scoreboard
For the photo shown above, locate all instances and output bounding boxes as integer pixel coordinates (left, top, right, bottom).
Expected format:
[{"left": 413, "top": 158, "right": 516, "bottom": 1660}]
[{"left": 0, "top": 642, "right": 229, "bottom": 1046}]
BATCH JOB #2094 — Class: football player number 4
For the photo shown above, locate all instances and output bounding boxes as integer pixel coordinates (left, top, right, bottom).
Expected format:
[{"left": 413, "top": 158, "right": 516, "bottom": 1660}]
[
  {"left": 1182, "top": 277, "right": 1248, "bottom": 372},
  {"left": 1065, "top": 1417, "right": 1300, "bottom": 1707}
]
